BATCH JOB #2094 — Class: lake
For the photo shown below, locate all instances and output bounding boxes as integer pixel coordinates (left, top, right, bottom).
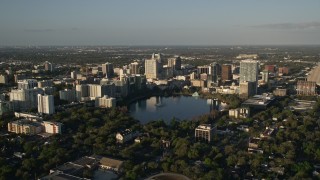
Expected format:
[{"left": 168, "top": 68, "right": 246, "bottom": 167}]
[{"left": 129, "top": 96, "right": 226, "bottom": 124}]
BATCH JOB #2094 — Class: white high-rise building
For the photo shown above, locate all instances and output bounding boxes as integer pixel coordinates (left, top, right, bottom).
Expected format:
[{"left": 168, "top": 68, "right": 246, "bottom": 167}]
[
  {"left": 44, "top": 61, "right": 53, "bottom": 72},
  {"left": 38, "top": 94, "right": 55, "bottom": 115},
  {"left": 145, "top": 53, "right": 163, "bottom": 79},
  {"left": 10, "top": 88, "right": 43, "bottom": 111},
  {"left": 129, "top": 62, "right": 140, "bottom": 75},
  {"left": 76, "top": 84, "right": 89, "bottom": 101}
]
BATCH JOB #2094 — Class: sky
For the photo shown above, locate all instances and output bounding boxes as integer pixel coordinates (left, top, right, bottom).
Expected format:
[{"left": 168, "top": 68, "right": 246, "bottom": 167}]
[{"left": 0, "top": 0, "right": 320, "bottom": 46}]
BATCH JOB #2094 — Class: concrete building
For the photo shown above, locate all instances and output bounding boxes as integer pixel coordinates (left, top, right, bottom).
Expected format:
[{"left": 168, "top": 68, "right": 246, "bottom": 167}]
[
  {"left": 100, "top": 157, "right": 123, "bottom": 172},
  {"left": 38, "top": 80, "right": 53, "bottom": 88},
  {"left": 195, "top": 124, "right": 215, "bottom": 142},
  {"left": 197, "top": 65, "right": 210, "bottom": 76},
  {"left": 116, "top": 129, "right": 138, "bottom": 143},
  {"left": 42, "top": 121, "right": 62, "bottom": 134},
  {"left": 44, "top": 61, "right": 53, "bottom": 72},
  {"left": 240, "top": 60, "right": 259, "bottom": 84},
  {"left": 261, "top": 70, "right": 269, "bottom": 83},
  {"left": 102, "top": 62, "right": 114, "bottom": 78},
  {"left": 167, "top": 56, "right": 182, "bottom": 70},
  {"left": 0, "top": 74, "right": 8, "bottom": 84},
  {"left": 59, "top": 89, "right": 76, "bottom": 102},
  {"left": 229, "top": 108, "right": 250, "bottom": 119},
  {"left": 9, "top": 88, "right": 43, "bottom": 111},
  {"left": 273, "top": 88, "right": 287, "bottom": 96},
  {"left": 8, "top": 120, "right": 43, "bottom": 135},
  {"left": 95, "top": 95, "right": 116, "bottom": 108},
  {"left": 129, "top": 62, "right": 140, "bottom": 75},
  {"left": 88, "top": 84, "right": 115, "bottom": 98},
  {"left": 239, "top": 81, "right": 256, "bottom": 99},
  {"left": 296, "top": 80, "right": 316, "bottom": 96},
  {"left": 76, "top": 84, "right": 89, "bottom": 101},
  {"left": 278, "top": 67, "right": 289, "bottom": 75},
  {"left": 17, "top": 79, "right": 38, "bottom": 89},
  {"left": 307, "top": 65, "right": 320, "bottom": 85},
  {"left": 38, "top": 94, "right": 55, "bottom": 115},
  {"left": 14, "top": 74, "right": 27, "bottom": 83},
  {"left": 71, "top": 71, "right": 77, "bottom": 79},
  {"left": 264, "top": 65, "right": 276, "bottom": 73},
  {"left": 145, "top": 54, "right": 163, "bottom": 79},
  {"left": 221, "top": 64, "right": 232, "bottom": 81}
]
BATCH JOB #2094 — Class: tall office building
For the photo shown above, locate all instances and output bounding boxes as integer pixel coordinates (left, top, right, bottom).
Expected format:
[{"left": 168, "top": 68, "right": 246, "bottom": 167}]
[
  {"left": 167, "top": 56, "right": 182, "bottom": 70},
  {"left": 102, "top": 62, "right": 114, "bottom": 78},
  {"left": 37, "top": 94, "right": 55, "bottom": 115},
  {"left": 240, "top": 60, "right": 259, "bottom": 83},
  {"left": 129, "top": 62, "right": 140, "bottom": 75},
  {"left": 71, "top": 71, "right": 77, "bottom": 79},
  {"left": 44, "top": 61, "right": 53, "bottom": 72},
  {"left": 76, "top": 84, "right": 89, "bottom": 101},
  {"left": 221, "top": 64, "right": 232, "bottom": 81},
  {"left": 145, "top": 53, "right": 163, "bottom": 79},
  {"left": 208, "top": 63, "right": 218, "bottom": 84},
  {"left": 151, "top": 53, "right": 163, "bottom": 63},
  {"left": 240, "top": 60, "right": 258, "bottom": 94},
  {"left": 261, "top": 70, "right": 269, "bottom": 83}
]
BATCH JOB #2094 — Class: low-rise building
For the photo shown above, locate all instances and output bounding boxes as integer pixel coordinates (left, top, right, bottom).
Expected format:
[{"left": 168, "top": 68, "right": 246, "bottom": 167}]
[
  {"left": 116, "top": 129, "right": 138, "bottom": 143},
  {"left": 8, "top": 120, "right": 43, "bottom": 135},
  {"left": 229, "top": 108, "right": 250, "bottom": 119},
  {"left": 195, "top": 124, "right": 215, "bottom": 142},
  {"left": 100, "top": 157, "right": 123, "bottom": 172},
  {"left": 7, "top": 119, "right": 62, "bottom": 135},
  {"left": 273, "top": 88, "right": 287, "bottom": 96}
]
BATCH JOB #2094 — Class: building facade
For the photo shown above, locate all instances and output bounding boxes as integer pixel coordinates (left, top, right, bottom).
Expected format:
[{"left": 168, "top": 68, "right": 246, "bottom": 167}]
[
  {"left": 195, "top": 124, "right": 215, "bottom": 142},
  {"left": 38, "top": 94, "right": 55, "bottom": 114}
]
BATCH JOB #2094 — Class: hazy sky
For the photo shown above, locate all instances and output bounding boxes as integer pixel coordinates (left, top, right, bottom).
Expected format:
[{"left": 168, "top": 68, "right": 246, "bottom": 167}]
[{"left": 1, "top": 0, "right": 320, "bottom": 46}]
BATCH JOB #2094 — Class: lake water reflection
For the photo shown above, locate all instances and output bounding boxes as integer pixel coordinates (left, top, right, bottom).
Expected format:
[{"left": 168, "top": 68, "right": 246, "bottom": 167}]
[{"left": 129, "top": 96, "right": 222, "bottom": 124}]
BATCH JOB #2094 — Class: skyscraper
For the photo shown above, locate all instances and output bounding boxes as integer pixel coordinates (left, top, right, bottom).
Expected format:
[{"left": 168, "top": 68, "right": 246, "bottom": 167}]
[
  {"left": 102, "top": 62, "right": 114, "bottom": 78},
  {"left": 145, "top": 53, "right": 163, "bottom": 79},
  {"left": 38, "top": 94, "right": 55, "bottom": 115},
  {"left": 167, "top": 56, "right": 181, "bottom": 70},
  {"left": 129, "top": 62, "right": 140, "bottom": 75},
  {"left": 221, "top": 64, "right": 232, "bottom": 81},
  {"left": 240, "top": 60, "right": 259, "bottom": 83}
]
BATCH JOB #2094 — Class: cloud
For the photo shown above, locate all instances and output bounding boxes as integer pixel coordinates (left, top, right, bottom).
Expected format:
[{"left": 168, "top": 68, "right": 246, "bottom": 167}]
[{"left": 251, "top": 22, "right": 320, "bottom": 30}]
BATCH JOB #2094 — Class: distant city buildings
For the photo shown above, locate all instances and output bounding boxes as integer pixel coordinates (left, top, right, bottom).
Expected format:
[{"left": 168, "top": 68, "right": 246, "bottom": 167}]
[
  {"left": 10, "top": 88, "right": 42, "bottom": 111},
  {"left": 236, "top": 54, "right": 258, "bottom": 59}
]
